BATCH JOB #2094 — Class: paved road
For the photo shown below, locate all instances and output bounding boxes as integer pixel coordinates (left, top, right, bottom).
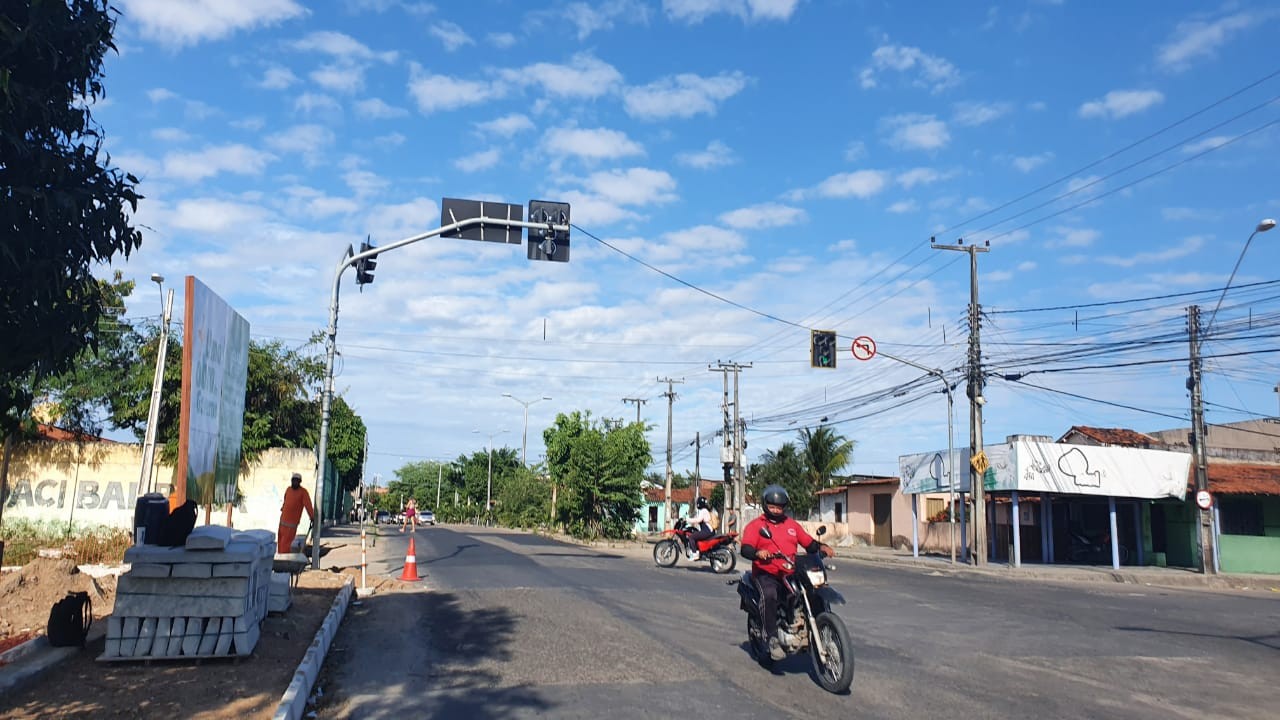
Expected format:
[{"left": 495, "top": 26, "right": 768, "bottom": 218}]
[{"left": 318, "top": 525, "right": 1279, "bottom": 719}]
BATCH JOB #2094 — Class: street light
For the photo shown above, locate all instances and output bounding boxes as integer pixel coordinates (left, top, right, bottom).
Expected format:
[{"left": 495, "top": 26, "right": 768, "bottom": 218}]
[
  {"left": 473, "top": 428, "right": 508, "bottom": 517},
  {"left": 1190, "top": 217, "right": 1275, "bottom": 575},
  {"left": 501, "top": 393, "right": 551, "bottom": 466},
  {"left": 137, "top": 273, "right": 174, "bottom": 498}
]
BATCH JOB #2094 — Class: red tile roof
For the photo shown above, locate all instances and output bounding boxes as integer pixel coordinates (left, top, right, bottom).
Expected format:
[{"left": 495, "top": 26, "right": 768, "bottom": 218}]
[
  {"left": 35, "top": 423, "right": 115, "bottom": 443},
  {"left": 643, "top": 487, "right": 700, "bottom": 504},
  {"left": 1199, "top": 463, "right": 1280, "bottom": 495},
  {"left": 1059, "top": 426, "right": 1159, "bottom": 447}
]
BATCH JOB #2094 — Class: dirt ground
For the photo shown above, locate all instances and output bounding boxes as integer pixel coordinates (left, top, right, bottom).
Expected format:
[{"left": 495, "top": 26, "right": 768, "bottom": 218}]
[{"left": 0, "top": 559, "right": 405, "bottom": 720}]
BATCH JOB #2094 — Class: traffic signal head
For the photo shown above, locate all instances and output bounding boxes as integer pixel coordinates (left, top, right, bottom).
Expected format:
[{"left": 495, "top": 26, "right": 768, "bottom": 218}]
[
  {"left": 527, "top": 200, "right": 571, "bottom": 262},
  {"left": 811, "top": 330, "right": 837, "bottom": 369},
  {"left": 355, "top": 238, "right": 378, "bottom": 286}
]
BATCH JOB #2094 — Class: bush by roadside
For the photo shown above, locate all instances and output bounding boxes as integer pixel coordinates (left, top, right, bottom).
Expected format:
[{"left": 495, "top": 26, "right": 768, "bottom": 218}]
[{"left": 0, "top": 521, "right": 131, "bottom": 567}]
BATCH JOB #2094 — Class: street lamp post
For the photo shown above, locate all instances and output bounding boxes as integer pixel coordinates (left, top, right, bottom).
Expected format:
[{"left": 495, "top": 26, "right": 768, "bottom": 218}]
[
  {"left": 473, "top": 428, "right": 508, "bottom": 518},
  {"left": 137, "top": 273, "right": 174, "bottom": 498},
  {"left": 1190, "top": 217, "right": 1275, "bottom": 575},
  {"left": 501, "top": 393, "right": 551, "bottom": 466}
]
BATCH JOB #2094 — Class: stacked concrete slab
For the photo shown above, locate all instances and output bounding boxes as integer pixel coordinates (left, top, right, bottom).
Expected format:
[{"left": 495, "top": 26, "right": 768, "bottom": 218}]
[{"left": 100, "top": 527, "right": 275, "bottom": 661}]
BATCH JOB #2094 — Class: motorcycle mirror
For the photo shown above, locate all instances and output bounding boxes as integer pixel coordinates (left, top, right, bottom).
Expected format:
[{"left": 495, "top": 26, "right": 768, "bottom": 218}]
[
  {"left": 817, "top": 525, "right": 827, "bottom": 537},
  {"left": 758, "top": 527, "right": 772, "bottom": 540}
]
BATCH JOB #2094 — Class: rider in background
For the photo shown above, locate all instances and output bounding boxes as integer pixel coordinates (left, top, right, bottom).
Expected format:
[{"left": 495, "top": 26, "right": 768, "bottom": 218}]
[
  {"left": 739, "top": 485, "right": 835, "bottom": 661},
  {"left": 686, "top": 496, "right": 714, "bottom": 559}
]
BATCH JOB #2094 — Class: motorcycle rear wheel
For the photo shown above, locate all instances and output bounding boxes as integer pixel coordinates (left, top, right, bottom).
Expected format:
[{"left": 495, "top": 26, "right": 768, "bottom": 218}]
[
  {"left": 653, "top": 539, "right": 679, "bottom": 567},
  {"left": 809, "top": 611, "right": 855, "bottom": 694},
  {"left": 710, "top": 548, "right": 736, "bottom": 574},
  {"left": 746, "top": 613, "right": 774, "bottom": 669}
]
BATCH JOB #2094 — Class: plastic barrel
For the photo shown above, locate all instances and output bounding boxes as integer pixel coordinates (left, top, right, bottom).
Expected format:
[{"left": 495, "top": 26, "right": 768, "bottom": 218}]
[{"left": 134, "top": 493, "right": 169, "bottom": 545}]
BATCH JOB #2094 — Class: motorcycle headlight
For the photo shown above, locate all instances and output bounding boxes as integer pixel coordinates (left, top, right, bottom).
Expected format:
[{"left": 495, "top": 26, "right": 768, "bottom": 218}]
[{"left": 806, "top": 567, "right": 827, "bottom": 587}]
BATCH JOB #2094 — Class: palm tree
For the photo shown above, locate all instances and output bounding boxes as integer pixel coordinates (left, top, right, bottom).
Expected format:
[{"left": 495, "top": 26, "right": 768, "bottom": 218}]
[{"left": 799, "top": 425, "right": 855, "bottom": 491}]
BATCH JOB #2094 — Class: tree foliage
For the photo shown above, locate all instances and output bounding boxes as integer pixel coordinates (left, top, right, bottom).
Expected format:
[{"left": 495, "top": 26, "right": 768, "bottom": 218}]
[
  {"left": 799, "top": 425, "right": 854, "bottom": 489},
  {"left": 747, "top": 442, "right": 815, "bottom": 518},
  {"left": 544, "top": 410, "right": 649, "bottom": 539},
  {"left": 0, "top": 0, "right": 142, "bottom": 437}
]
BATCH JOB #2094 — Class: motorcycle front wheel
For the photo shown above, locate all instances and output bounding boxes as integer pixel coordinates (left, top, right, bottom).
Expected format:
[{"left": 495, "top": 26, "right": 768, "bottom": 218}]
[
  {"left": 746, "top": 613, "right": 774, "bottom": 669},
  {"left": 653, "top": 539, "right": 679, "bottom": 567},
  {"left": 809, "top": 611, "right": 855, "bottom": 694},
  {"left": 710, "top": 547, "right": 736, "bottom": 574}
]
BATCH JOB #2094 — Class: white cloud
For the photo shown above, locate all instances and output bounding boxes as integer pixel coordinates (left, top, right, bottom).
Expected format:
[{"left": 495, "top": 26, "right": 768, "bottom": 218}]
[
  {"left": 118, "top": 0, "right": 305, "bottom": 47},
  {"left": 1011, "top": 152, "right": 1053, "bottom": 173},
  {"left": 1181, "top": 135, "right": 1233, "bottom": 154},
  {"left": 1066, "top": 175, "right": 1102, "bottom": 194},
  {"left": 1017, "top": 261, "right": 1037, "bottom": 271},
  {"left": 844, "top": 141, "right": 866, "bottom": 162},
  {"left": 881, "top": 113, "right": 950, "bottom": 151},
  {"left": 719, "top": 202, "right": 806, "bottom": 229},
  {"left": 1045, "top": 226, "right": 1100, "bottom": 248},
  {"left": 662, "top": 0, "right": 800, "bottom": 24},
  {"left": 147, "top": 88, "right": 178, "bottom": 103},
  {"left": 373, "top": 132, "right": 405, "bottom": 147},
  {"left": 1158, "top": 12, "right": 1259, "bottom": 72},
  {"left": 407, "top": 67, "right": 505, "bottom": 113},
  {"left": 162, "top": 143, "right": 274, "bottom": 182},
  {"left": 429, "top": 21, "right": 474, "bottom": 52},
  {"left": 542, "top": 126, "right": 644, "bottom": 161},
  {"left": 814, "top": 170, "right": 889, "bottom": 199},
  {"left": 293, "top": 92, "right": 342, "bottom": 115},
  {"left": 266, "top": 124, "right": 336, "bottom": 162},
  {"left": 260, "top": 66, "right": 298, "bottom": 90},
  {"left": 1098, "top": 235, "right": 1204, "bottom": 267},
  {"left": 676, "top": 140, "right": 736, "bottom": 169},
  {"left": 505, "top": 54, "right": 623, "bottom": 99},
  {"left": 560, "top": 0, "right": 651, "bottom": 39},
  {"left": 310, "top": 64, "right": 365, "bottom": 93},
  {"left": 886, "top": 200, "right": 918, "bottom": 214},
  {"left": 167, "top": 198, "right": 270, "bottom": 234},
  {"left": 292, "top": 30, "right": 397, "bottom": 63},
  {"left": 1079, "top": 89, "right": 1164, "bottom": 119},
  {"left": 476, "top": 113, "right": 535, "bottom": 137},
  {"left": 860, "top": 44, "right": 960, "bottom": 93},
  {"left": 952, "top": 101, "right": 1013, "bottom": 127},
  {"left": 454, "top": 148, "right": 501, "bottom": 173},
  {"left": 896, "top": 167, "right": 943, "bottom": 189},
  {"left": 581, "top": 167, "right": 678, "bottom": 206},
  {"left": 152, "top": 127, "right": 191, "bottom": 142},
  {"left": 355, "top": 97, "right": 409, "bottom": 119},
  {"left": 488, "top": 32, "right": 517, "bottom": 48},
  {"left": 623, "top": 71, "right": 749, "bottom": 120}
]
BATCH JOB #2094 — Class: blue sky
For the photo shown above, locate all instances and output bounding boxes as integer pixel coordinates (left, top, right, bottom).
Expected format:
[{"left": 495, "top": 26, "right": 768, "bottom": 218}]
[{"left": 95, "top": 0, "right": 1280, "bottom": 489}]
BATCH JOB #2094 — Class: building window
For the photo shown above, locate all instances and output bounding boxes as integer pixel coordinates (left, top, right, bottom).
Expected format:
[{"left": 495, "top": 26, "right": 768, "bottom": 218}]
[
  {"left": 926, "top": 498, "right": 945, "bottom": 521},
  {"left": 1218, "top": 496, "right": 1264, "bottom": 536},
  {"left": 834, "top": 502, "right": 843, "bottom": 523}
]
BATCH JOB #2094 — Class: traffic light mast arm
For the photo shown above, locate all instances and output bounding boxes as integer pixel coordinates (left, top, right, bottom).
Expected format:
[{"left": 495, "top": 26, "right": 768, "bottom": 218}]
[{"left": 309, "top": 213, "right": 568, "bottom": 569}]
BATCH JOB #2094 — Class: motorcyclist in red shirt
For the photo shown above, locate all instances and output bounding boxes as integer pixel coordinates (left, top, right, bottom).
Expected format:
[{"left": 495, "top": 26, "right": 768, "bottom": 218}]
[{"left": 739, "top": 484, "right": 835, "bottom": 660}]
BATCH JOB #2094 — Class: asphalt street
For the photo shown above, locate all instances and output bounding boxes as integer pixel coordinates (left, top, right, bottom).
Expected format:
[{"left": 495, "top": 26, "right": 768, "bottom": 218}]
[{"left": 317, "top": 525, "right": 1279, "bottom": 719}]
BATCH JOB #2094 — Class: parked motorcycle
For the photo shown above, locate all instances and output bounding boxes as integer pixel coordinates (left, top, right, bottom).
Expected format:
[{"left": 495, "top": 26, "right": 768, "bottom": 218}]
[
  {"left": 1067, "top": 528, "right": 1131, "bottom": 564},
  {"left": 736, "top": 525, "right": 855, "bottom": 694},
  {"left": 653, "top": 518, "right": 737, "bottom": 573}
]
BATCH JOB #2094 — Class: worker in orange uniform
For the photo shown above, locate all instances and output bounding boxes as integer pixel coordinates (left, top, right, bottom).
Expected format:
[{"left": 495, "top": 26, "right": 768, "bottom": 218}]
[{"left": 277, "top": 472, "right": 315, "bottom": 555}]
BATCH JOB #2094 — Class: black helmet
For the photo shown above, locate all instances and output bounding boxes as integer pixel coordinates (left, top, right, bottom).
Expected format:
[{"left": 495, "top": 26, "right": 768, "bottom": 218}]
[
  {"left": 761, "top": 485, "right": 789, "bottom": 520},
  {"left": 696, "top": 496, "right": 708, "bottom": 510}
]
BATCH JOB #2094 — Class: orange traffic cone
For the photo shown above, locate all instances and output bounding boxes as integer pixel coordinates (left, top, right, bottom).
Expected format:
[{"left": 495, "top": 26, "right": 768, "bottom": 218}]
[{"left": 399, "top": 535, "right": 422, "bottom": 581}]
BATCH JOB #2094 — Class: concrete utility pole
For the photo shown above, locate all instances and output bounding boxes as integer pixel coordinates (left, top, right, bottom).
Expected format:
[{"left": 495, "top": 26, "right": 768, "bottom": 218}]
[
  {"left": 1187, "top": 306, "right": 1218, "bottom": 574},
  {"left": 933, "top": 238, "right": 989, "bottom": 565},
  {"left": 693, "top": 432, "right": 701, "bottom": 502},
  {"left": 137, "top": 275, "right": 174, "bottom": 498},
  {"left": 657, "top": 377, "right": 684, "bottom": 529},
  {"left": 621, "top": 397, "right": 646, "bottom": 425},
  {"left": 710, "top": 361, "right": 751, "bottom": 530}
]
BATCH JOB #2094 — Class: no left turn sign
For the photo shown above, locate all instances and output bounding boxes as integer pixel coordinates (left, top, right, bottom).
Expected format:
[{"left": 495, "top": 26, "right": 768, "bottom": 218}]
[
  {"left": 852, "top": 336, "right": 876, "bottom": 361},
  {"left": 1195, "top": 490, "right": 1213, "bottom": 510}
]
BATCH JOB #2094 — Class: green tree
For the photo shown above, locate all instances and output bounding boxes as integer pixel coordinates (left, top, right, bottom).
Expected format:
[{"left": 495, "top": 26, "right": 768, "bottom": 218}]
[
  {"left": 1, "top": 0, "right": 143, "bottom": 438},
  {"left": 544, "top": 410, "right": 649, "bottom": 539},
  {"left": 799, "top": 425, "right": 854, "bottom": 490},
  {"left": 747, "top": 442, "right": 816, "bottom": 518}
]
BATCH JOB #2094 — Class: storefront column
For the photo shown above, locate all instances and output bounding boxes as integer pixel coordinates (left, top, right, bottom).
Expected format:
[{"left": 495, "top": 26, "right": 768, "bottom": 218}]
[
  {"left": 1133, "top": 502, "right": 1145, "bottom": 566},
  {"left": 911, "top": 494, "right": 919, "bottom": 558},
  {"left": 1040, "top": 493, "right": 1049, "bottom": 564},
  {"left": 1108, "top": 496, "right": 1120, "bottom": 570},
  {"left": 1011, "top": 491, "right": 1022, "bottom": 568}
]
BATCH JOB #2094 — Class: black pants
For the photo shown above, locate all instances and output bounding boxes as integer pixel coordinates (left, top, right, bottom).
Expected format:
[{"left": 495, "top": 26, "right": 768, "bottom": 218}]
[
  {"left": 688, "top": 524, "right": 713, "bottom": 552},
  {"left": 753, "top": 570, "right": 785, "bottom": 639}
]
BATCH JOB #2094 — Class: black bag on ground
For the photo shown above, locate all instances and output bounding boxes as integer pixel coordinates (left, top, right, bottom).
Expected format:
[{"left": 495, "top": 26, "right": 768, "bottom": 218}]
[
  {"left": 47, "top": 591, "right": 92, "bottom": 648},
  {"left": 157, "top": 499, "right": 198, "bottom": 547}
]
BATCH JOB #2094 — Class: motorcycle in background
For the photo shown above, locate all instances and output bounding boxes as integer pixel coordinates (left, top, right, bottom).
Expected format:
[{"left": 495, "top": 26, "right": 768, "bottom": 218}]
[
  {"left": 736, "top": 525, "right": 855, "bottom": 694},
  {"left": 653, "top": 518, "right": 738, "bottom": 574}
]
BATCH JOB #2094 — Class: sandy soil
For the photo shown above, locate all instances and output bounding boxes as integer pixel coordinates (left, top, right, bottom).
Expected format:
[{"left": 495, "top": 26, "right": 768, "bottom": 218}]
[{"left": 0, "top": 562, "right": 370, "bottom": 720}]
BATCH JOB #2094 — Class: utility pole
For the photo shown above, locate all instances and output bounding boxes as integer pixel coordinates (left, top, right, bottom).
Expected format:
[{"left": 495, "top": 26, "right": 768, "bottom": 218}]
[
  {"left": 436, "top": 464, "right": 443, "bottom": 511},
  {"left": 693, "top": 432, "right": 701, "bottom": 502},
  {"left": 710, "top": 361, "right": 751, "bottom": 530},
  {"left": 137, "top": 278, "right": 174, "bottom": 497},
  {"left": 933, "top": 238, "right": 989, "bottom": 565},
  {"left": 657, "top": 377, "right": 684, "bottom": 529},
  {"left": 621, "top": 397, "right": 647, "bottom": 425},
  {"left": 1187, "top": 305, "right": 1218, "bottom": 574}
]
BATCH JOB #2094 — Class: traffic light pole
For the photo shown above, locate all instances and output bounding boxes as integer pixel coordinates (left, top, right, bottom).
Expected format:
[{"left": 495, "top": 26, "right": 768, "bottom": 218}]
[{"left": 310, "top": 213, "right": 569, "bottom": 569}]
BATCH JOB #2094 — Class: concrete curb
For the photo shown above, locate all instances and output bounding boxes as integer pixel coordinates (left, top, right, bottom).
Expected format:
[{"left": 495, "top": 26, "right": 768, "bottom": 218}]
[
  {"left": 272, "top": 577, "right": 355, "bottom": 720},
  {"left": 0, "top": 627, "right": 106, "bottom": 696}
]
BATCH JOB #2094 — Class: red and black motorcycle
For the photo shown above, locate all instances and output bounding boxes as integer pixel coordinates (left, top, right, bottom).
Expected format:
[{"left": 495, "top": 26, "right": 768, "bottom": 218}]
[{"left": 653, "top": 518, "right": 737, "bottom": 573}]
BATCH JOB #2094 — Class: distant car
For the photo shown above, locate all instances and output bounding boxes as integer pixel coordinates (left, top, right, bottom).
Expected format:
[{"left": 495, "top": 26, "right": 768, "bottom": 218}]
[
  {"left": 420, "top": 509, "right": 435, "bottom": 526},
  {"left": 375, "top": 510, "right": 390, "bottom": 524}
]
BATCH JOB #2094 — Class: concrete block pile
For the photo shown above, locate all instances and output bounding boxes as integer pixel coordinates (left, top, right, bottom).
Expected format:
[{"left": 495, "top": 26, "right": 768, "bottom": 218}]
[{"left": 100, "top": 527, "right": 275, "bottom": 660}]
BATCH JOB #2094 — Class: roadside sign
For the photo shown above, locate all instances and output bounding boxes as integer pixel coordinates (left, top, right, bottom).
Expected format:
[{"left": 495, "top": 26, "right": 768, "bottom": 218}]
[
  {"left": 440, "top": 198, "right": 524, "bottom": 244},
  {"left": 970, "top": 450, "right": 990, "bottom": 475},
  {"left": 1195, "top": 489, "right": 1213, "bottom": 510},
  {"left": 852, "top": 336, "right": 876, "bottom": 361}
]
